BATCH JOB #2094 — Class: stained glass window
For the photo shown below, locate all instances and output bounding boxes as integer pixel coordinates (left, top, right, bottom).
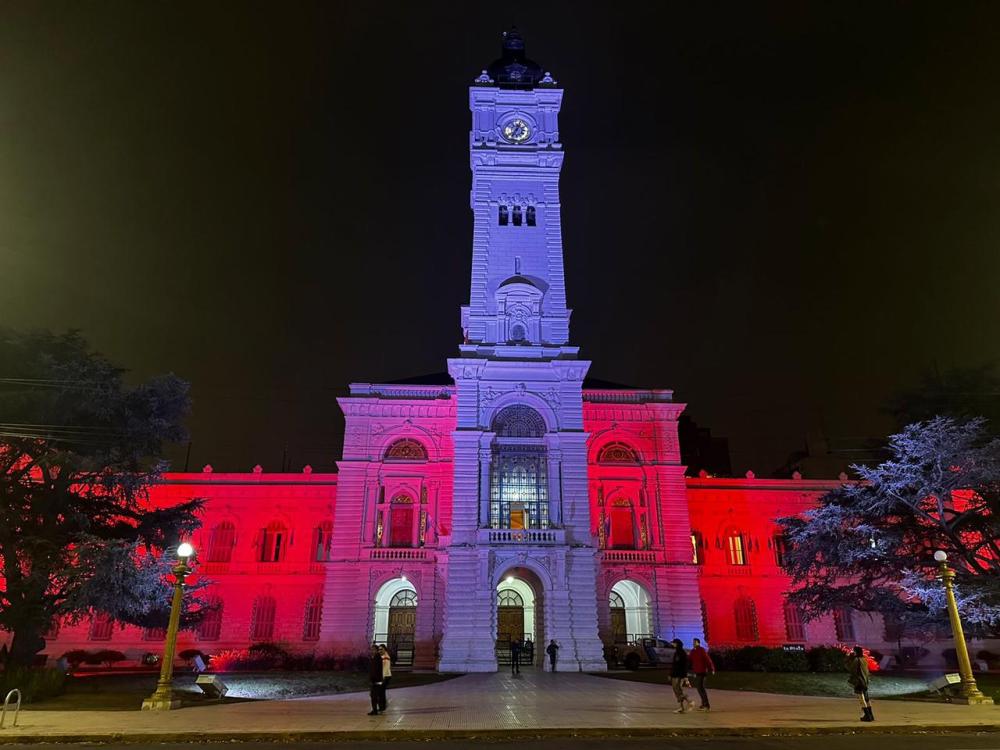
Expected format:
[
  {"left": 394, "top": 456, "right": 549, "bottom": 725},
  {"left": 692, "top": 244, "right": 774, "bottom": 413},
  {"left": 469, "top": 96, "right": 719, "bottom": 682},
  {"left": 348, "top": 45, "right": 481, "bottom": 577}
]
[
  {"left": 385, "top": 439, "right": 428, "bottom": 461},
  {"left": 490, "top": 406, "right": 549, "bottom": 529}
]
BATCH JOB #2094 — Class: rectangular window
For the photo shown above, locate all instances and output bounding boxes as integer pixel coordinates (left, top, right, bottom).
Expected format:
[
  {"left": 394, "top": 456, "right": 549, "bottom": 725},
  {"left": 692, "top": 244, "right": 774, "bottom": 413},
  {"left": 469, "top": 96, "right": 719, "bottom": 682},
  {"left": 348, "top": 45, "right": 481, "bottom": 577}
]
[
  {"left": 512, "top": 205, "right": 522, "bottom": 226},
  {"left": 89, "top": 614, "right": 114, "bottom": 641},
  {"left": 691, "top": 532, "right": 702, "bottom": 564},
  {"left": 490, "top": 445, "right": 549, "bottom": 530},
  {"left": 773, "top": 534, "right": 788, "bottom": 568},
  {"left": 834, "top": 608, "right": 856, "bottom": 642},
  {"left": 390, "top": 505, "right": 414, "bottom": 547},
  {"left": 727, "top": 534, "right": 747, "bottom": 566}
]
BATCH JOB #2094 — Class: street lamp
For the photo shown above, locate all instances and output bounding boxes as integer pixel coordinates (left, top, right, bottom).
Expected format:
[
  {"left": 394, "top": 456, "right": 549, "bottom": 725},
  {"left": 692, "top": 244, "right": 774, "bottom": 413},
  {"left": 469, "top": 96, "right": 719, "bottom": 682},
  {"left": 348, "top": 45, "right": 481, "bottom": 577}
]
[
  {"left": 933, "top": 550, "right": 993, "bottom": 705},
  {"left": 142, "top": 542, "right": 195, "bottom": 711}
]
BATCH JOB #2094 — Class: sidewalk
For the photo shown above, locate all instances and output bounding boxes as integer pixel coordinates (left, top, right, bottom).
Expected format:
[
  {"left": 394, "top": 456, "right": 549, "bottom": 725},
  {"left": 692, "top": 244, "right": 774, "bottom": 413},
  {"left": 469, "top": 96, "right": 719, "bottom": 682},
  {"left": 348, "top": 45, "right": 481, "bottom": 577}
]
[{"left": 2, "top": 670, "right": 998, "bottom": 743}]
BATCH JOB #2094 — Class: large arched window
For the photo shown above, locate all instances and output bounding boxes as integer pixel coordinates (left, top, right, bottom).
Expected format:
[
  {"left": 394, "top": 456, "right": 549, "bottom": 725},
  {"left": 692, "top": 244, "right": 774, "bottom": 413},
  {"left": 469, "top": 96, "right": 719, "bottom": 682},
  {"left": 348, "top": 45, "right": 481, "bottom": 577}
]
[
  {"left": 302, "top": 594, "right": 323, "bottom": 641},
  {"left": 384, "top": 439, "right": 428, "bottom": 461},
  {"left": 598, "top": 442, "right": 639, "bottom": 464},
  {"left": 490, "top": 405, "right": 549, "bottom": 529},
  {"left": 498, "top": 589, "right": 525, "bottom": 608},
  {"left": 783, "top": 601, "right": 806, "bottom": 642},
  {"left": 250, "top": 595, "right": 277, "bottom": 641},
  {"left": 259, "top": 521, "right": 288, "bottom": 563},
  {"left": 734, "top": 597, "right": 759, "bottom": 641},
  {"left": 198, "top": 597, "right": 223, "bottom": 641},
  {"left": 206, "top": 521, "right": 236, "bottom": 563}
]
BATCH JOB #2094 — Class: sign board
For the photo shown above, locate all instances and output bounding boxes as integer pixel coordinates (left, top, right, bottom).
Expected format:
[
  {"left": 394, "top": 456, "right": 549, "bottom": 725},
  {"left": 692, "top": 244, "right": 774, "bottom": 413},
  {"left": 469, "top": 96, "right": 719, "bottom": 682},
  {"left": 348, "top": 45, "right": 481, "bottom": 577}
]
[
  {"left": 928, "top": 673, "right": 961, "bottom": 692},
  {"left": 782, "top": 644, "right": 806, "bottom": 652}
]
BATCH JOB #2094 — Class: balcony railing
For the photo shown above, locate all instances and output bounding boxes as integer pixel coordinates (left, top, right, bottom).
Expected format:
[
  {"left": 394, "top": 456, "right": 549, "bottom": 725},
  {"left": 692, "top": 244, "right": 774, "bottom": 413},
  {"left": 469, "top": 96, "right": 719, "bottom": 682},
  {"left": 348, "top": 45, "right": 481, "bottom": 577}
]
[
  {"left": 369, "top": 548, "right": 429, "bottom": 560},
  {"left": 602, "top": 550, "right": 657, "bottom": 564},
  {"left": 477, "top": 528, "right": 565, "bottom": 545}
]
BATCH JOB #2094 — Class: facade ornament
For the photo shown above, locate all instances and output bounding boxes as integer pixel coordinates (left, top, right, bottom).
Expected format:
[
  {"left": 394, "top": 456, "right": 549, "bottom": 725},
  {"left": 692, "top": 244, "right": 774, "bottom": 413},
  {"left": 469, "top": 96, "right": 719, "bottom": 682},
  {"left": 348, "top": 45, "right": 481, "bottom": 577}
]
[
  {"left": 375, "top": 512, "right": 384, "bottom": 546},
  {"left": 539, "top": 71, "right": 556, "bottom": 85},
  {"left": 745, "top": 470, "right": 755, "bottom": 480},
  {"left": 252, "top": 464, "right": 263, "bottom": 474},
  {"left": 419, "top": 510, "right": 428, "bottom": 545},
  {"left": 792, "top": 470, "right": 802, "bottom": 480},
  {"left": 542, "top": 387, "right": 562, "bottom": 411},
  {"left": 639, "top": 517, "right": 649, "bottom": 550},
  {"left": 514, "top": 382, "right": 527, "bottom": 396},
  {"left": 839, "top": 471, "right": 849, "bottom": 482},
  {"left": 302, "top": 464, "right": 312, "bottom": 474},
  {"left": 474, "top": 69, "right": 494, "bottom": 84},
  {"left": 597, "top": 509, "right": 607, "bottom": 549},
  {"left": 482, "top": 385, "right": 502, "bottom": 404},
  {"left": 420, "top": 485, "right": 428, "bottom": 504},
  {"left": 202, "top": 464, "right": 213, "bottom": 473}
]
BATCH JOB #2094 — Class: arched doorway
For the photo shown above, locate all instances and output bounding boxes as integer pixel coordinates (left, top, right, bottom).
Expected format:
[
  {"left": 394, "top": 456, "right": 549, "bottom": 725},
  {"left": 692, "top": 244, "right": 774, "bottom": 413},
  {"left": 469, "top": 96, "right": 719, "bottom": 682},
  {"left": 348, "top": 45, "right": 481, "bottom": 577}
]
[
  {"left": 373, "top": 578, "right": 417, "bottom": 667},
  {"left": 495, "top": 567, "right": 542, "bottom": 667},
  {"left": 609, "top": 580, "right": 653, "bottom": 643}
]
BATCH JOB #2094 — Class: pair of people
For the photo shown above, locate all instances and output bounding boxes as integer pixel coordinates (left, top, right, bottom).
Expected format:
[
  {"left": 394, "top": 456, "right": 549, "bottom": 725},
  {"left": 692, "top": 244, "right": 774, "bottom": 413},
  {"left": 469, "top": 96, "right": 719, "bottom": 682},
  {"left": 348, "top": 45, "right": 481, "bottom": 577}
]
[
  {"left": 670, "top": 638, "right": 714, "bottom": 713},
  {"left": 367, "top": 643, "right": 392, "bottom": 716}
]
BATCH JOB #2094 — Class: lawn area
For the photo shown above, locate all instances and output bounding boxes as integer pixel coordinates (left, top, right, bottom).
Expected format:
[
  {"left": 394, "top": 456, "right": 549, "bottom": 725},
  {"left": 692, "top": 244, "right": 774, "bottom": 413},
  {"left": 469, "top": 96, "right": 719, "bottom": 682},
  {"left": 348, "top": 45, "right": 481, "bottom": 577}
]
[
  {"left": 25, "top": 670, "right": 455, "bottom": 711},
  {"left": 596, "top": 669, "right": 1000, "bottom": 702}
]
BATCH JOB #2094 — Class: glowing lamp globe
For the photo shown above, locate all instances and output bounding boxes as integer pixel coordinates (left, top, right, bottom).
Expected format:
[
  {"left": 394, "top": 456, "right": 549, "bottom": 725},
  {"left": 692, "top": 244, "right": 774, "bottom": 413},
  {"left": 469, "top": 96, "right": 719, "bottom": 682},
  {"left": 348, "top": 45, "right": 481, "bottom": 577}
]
[
  {"left": 934, "top": 550, "right": 948, "bottom": 563},
  {"left": 506, "top": 576, "right": 515, "bottom": 583},
  {"left": 177, "top": 542, "right": 194, "bottom": 559}
]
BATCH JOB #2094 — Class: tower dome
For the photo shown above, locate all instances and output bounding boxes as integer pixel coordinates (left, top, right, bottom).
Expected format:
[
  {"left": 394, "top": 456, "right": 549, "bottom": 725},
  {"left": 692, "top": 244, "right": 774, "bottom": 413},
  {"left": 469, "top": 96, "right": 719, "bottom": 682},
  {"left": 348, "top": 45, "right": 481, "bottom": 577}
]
[{"left": 484, "top": 28, "right": 548, "bottom": 90}]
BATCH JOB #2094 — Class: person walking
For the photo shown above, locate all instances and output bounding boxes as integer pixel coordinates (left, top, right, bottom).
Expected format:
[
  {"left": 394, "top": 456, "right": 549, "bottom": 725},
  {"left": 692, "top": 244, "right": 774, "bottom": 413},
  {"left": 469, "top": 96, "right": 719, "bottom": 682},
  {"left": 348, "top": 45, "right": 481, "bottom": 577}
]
[
  {"left": 689, "top": 638, "right": 715, "bottom": 711},
  {"left": 546, "top": 639, "right": 560, "bottom": 671},
  {"left": 510, "top": 639, "right": 522, "bottom": 675},
  {"left": 846, "top": 645, "right": 874, "bottom": 722},
  {"left": 367, "top": 644, "right": 383, "bottom": 716},
  {"left": 670, "top": 638, "right": 694, "bottom": 713},
  {"left": 378, "top": 644, "right": 393, "bottom": 711}
]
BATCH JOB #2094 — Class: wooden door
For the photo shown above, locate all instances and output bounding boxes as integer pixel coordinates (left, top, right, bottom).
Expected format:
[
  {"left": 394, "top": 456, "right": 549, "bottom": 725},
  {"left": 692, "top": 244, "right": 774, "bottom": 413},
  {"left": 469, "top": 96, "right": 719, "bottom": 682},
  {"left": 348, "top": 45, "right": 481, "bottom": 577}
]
[
  {"left": 390, "top": 506, "right": 414, "bottom": 547},
  {"left": 610, "top": 608, "right": 627, "bottom": 643},
  {"left": 497, "top": 607, "right": 524, "bottom": 643}
]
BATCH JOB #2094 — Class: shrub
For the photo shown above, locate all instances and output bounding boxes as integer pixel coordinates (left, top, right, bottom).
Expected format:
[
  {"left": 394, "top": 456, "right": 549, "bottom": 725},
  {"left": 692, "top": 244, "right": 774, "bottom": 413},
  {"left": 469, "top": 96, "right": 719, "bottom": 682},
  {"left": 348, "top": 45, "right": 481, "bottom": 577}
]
[
  {"left": 61, "top": 650, "right": 91, "bottom": 668},
  {"left": 0, "top": 667, "right": 66, "bottom": 703},
  {"left": 977, "top": 650, "right": 999, "bottom": 668},
  {"left": 896, "top": 646, "right": 929, "bottom": 668},
  {"left": 807, "top": 646, "right": 847, "bottom": 672},
  {"left": 762, "top": 648, "right": 810, "bottom": 672},
  {"left": 93, "top": 650, "right": 127, "bottom": 668}
]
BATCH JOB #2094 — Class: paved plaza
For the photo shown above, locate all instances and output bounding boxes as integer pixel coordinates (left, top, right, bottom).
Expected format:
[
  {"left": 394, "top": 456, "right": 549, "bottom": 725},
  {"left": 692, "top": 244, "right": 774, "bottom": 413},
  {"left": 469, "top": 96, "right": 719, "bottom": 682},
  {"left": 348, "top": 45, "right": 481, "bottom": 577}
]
[{"left": 3, "top": 671, "right": 999, "bottom": 742}]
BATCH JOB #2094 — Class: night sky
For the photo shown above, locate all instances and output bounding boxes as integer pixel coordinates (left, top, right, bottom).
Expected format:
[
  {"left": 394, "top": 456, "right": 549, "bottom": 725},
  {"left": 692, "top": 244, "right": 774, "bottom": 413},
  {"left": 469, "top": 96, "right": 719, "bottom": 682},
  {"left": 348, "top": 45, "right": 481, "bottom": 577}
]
[{"left": 2, "top": 2, "right": 998, "bottom": 475}]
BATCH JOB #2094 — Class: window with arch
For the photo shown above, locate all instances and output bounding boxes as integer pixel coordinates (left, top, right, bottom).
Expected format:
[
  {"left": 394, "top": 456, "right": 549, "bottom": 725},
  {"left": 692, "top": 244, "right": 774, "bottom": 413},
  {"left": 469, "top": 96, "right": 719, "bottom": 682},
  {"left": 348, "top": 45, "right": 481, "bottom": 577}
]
[
  {"left": 783, "top": 601, "right": 806, "bottom": 641},
  {"left": 384, "top": 438, "right": 428, "bottom": 461},
  {"left": 389, "top": 494, "right": 415, "bottom": 548},
  {"left": 609, "top": 499, "right": 636, "bottom": 549},
  {"left": 89, "top": 612, "right": 113, "bottom": 641},
  {"left": 609, "top": 591, "right": 625, "bottom": 610},
  {"left": 772, "top": 533, "right": 788, "bottom": 568},
  {"left": 207, "top": 521, "right": 236, "bottom": 563},
  {"left": 526, "top": 205, "right": 536, "bottom": 226},
  {"left": 250, "top": 595, "right": 277, "bottom": 641},
  {"left": 691, "top": 530, "right": 704, "bottom": 564},
  {"left": 389, "top": 589, "right": 417, "bottom": 608},
  {"left": 498, "top": 590, "right": 525, "bottom": 607},
  {"left": 259, "top": 521, "right": 288, "bottom": 563},
  {"left": 833, "top": 608, "right": 856, "bottom": 642},
  {"left": 490, "top": 405, "right": 549, "bottom": 529},
  {"left": 734, "top": 597, "right": 759, "bottom": 641},
  {"left": 312, "top": 521, "right": 333, "bottom": 562},
  {"left": 499, "top": 205, "right": 509, "bottom": 225},
  {"left": 509, "top": 323, "right": 527, "bottom": 343},
  {"left": 302, "top": 594, "right": 323, "bottom": 641},
  {"left": 726, "top": 530, "right": 748, "bottom": 566},
  {"left": 597, "top": 442, "right": 639, "bottom": 464},
  {"left": 198, "top": 597, "right": 223, "bottom": 641},
  {"left": 512, "top": 205, "right": 523, "bottom": 226}
]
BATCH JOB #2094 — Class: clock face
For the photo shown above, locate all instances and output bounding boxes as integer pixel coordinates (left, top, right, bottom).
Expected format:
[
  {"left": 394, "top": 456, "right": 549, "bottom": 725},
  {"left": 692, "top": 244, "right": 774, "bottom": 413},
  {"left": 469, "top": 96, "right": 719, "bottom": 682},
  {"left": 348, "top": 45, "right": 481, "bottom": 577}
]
[{"left": 502, "top": 119, "right": 531, "bottom": 143}]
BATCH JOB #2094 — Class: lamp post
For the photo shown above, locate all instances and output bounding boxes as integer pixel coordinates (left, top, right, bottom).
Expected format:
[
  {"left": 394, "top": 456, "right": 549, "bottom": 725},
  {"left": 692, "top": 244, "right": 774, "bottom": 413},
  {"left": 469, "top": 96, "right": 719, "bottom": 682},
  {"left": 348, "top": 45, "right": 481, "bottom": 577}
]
[
  {"left": 933, "top": 550, "right": 993, "bottom": 705},
  {"left": 142, "top": 542, "right": 194, "bottom": 711}
]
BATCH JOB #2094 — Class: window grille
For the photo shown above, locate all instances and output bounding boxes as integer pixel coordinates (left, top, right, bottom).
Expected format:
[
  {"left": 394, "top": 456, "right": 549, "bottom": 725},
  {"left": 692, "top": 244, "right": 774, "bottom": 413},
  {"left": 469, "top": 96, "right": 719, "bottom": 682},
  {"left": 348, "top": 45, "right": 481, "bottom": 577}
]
[
  {"left": 250, "top": 595, "right": 277, "bottom": 641},
  {"left": 597, "top": 442, "right": 639, "bottom": 464},
  {"left": 384, "top": 438, "right": 428, "bottom": 461},
  {"left": 207, "top": 521, "right": 236, "bottom": 563},
  {"left": 492, "top": 405, "right": 546, "bottom": 438},
  {"left": 303, "top": 594, "right": 323, "bottom": 641},
  {"left": 389, "top": 590, "right": 417, "bottom": 608},
  {"left": 609, "top": 591, "right": 625, "bottom": 609},
  {"left": 734, "top": 597, "right": 759, "bottom": 641},
  {"left": 783, "top": 601, "right": 806, "bottom": 641},
  {"left": 490, "top": 445, "right": 549, "bottom": 529},
  {"left": 198, "top": 598, "right": 223, "bottom": 641}
]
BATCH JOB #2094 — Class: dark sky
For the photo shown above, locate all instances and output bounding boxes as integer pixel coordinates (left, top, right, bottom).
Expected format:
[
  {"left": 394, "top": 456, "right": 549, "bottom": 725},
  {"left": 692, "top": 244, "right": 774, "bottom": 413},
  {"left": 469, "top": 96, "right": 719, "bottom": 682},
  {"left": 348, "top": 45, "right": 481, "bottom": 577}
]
[{"left": 2, "top": 2, "right": 998, "bottom": 475}]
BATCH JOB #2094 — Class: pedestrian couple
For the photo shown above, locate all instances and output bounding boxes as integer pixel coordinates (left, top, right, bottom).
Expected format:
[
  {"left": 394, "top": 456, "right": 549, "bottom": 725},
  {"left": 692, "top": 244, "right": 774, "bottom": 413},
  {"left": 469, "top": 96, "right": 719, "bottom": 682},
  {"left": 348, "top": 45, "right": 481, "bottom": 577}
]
[
  {"left": 670, "top": 638, "right": 714, "bottom": 713},
  {"left": 367, "top": 644, "right": 392, "bottom": 716}
]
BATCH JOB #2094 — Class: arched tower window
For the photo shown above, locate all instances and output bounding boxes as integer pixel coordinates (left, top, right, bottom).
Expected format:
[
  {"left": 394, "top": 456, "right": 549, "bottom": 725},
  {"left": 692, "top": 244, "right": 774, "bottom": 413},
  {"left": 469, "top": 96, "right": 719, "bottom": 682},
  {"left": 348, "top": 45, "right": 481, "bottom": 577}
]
[
  {"left": 499, "top": 205, "right": 509, "bottom": 225},
  {"left": 512, "top": 205, "right": 523, "bottom": 226},
  {"left": 302, "top": 593, "right": 323, "bottom": 641},
  {"left": 259, "top": 521, "right": 288, "bottom": 563},
  {"left": 490, "top": 405, "right": 549, "bottom": 529},
  {"left": 384, "top": 439, "right": 428, "bottom": 462},
  {"left": 597, "top": 442, "right": 639, "bottom": 464},
  {"left": 206, "top": 521, "right": 236, "bottom": 563},
  {"left": 250, "top": 595, "right": 277, "bottom": 641},
  {"left": 734, "top": 596, "right": 759, "bottom": 641},
  {"left": 526, "top": 206, "right": 536, "bottom": 226}
]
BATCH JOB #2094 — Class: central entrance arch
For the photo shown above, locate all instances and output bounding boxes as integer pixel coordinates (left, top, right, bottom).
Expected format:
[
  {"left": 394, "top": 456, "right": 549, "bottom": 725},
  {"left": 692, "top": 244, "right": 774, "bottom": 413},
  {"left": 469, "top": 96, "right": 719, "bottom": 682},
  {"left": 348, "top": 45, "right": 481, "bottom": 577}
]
[
  {"left": 373, "top": 577, "right": 417, "bottom": 667},
  {"left": 495, "top": 566, "right": 543, "bottom": 667}
]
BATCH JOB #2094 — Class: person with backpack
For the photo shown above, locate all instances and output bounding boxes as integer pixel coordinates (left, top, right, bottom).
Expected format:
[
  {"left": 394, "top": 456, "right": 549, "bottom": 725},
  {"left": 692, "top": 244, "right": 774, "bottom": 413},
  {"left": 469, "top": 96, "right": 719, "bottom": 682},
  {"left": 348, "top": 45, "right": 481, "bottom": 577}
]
[{"left": 846, "top": 645, "right": 874, "bottom": 722}]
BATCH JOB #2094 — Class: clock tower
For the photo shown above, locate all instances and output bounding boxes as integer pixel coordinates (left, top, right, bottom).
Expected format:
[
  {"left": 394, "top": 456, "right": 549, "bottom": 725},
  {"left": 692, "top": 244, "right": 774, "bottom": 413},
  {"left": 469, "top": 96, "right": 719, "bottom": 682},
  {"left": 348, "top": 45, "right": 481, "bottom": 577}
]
[{"left": 438, "top": 29, "right": 606, "bottom": 672}]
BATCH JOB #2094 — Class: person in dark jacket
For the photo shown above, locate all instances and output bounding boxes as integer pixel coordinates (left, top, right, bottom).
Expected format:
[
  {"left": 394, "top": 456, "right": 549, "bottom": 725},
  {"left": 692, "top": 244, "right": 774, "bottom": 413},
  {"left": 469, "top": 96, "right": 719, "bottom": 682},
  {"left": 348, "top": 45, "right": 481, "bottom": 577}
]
[
  {"left": 846, "top": 645, "right": 874, "bottom": 721},
  {"left": 689, "top": 638, "right": 716, "bottom": 711},
  {"left": 546, "top": 640, "right": 560, "bottom": 671},
  {"left": 670, "top": 638, "right": 693, "bottom": 713},
  {"left": 510, "top": 639, "right": 522, "bottom": 675},
  {"left": 367, "top": 644, "right": 383, "bottom": 716}
]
